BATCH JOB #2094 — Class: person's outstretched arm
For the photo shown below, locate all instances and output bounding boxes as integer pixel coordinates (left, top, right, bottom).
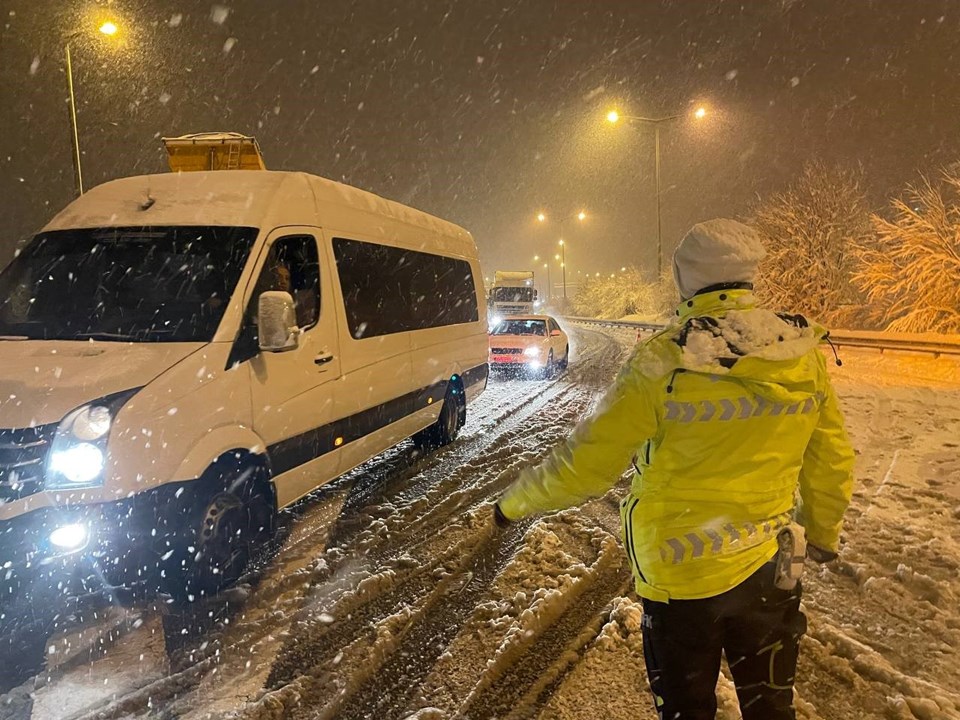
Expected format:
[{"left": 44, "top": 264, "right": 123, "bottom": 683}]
[{"left": 497, "top": 352, "right": 659, "bottom": 520}]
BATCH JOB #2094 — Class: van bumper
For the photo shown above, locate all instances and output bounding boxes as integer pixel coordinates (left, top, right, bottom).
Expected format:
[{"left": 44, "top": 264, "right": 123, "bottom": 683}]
[{"left": 0, "top": 480, "right": 202, "bottom": 629}]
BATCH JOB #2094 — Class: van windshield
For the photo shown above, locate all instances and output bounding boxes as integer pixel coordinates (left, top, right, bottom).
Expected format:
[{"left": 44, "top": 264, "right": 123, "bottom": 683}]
[{"left": 0, "top": 226, "right": 258, "bottom": 342}]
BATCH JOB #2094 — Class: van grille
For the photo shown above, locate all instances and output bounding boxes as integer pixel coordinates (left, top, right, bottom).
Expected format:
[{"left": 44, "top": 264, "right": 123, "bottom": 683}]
[
  {"left": 491, "top": 347, "right": 523, "bottom": 355},
  {"left": 0, "top": 425, "right": 57, "bottom": 502}
]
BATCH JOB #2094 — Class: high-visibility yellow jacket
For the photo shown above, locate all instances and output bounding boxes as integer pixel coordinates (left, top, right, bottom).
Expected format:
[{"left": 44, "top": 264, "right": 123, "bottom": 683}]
[{"left": 498, "top": 289, "right": 855, "bottom": 602}]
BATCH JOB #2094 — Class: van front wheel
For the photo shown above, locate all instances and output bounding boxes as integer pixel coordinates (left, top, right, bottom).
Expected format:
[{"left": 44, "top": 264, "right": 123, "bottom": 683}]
[
  {"left": 163, "top": 462, "right": 274, "bottom": 604},
  {"left": 413, "top": 384, "right": 463, "bottom": 451}
]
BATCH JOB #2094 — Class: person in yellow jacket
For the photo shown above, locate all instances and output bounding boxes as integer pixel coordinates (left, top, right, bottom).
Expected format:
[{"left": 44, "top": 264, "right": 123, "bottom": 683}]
[{"left": 495, "top": 219, "right": 855, "bottom": 720}]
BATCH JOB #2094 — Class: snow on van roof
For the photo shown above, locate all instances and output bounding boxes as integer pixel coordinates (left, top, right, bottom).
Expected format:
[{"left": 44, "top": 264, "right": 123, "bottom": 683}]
[{"left": 42, "top": 171, "right": 474, "bottom": 254}]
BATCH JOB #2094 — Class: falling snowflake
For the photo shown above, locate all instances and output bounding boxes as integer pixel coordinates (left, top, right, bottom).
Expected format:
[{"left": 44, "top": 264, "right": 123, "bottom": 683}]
[
  {"left": 159, "top": 92, "right": 172, "bottom": 104},
  {"left": 223, "top": 37, "right": 238, "bottom": 53},
  {"left": 168, "top": 13, "right": 183, "bottom": 27},
  {"left": 790, "top": 76, "right": 800, "bottom": 87},
  {"left": 725, "top": 69, "right": 738, "bottom": 80},
  {"left": 29, "top": 56, "right": 40, "bottom": 75},
  {"left": 210, "top": 4, "right": 230, "bottom": 25}
]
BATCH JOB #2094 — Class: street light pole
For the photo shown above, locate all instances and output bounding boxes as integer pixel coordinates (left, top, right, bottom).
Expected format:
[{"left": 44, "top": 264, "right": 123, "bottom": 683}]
[
  {"left": 537, "top": 210, "right": 585, "bottom": 306},
  {"left": 559, "top": 240, "right": 567, "bottom": 299},
  {"left": 607, "top": 108, "right": 705, "bottom": 278},
  {"left": 62, "top": 21, "right": 120, "bottom": 197},
  {"left": 64, "top": 40, "right": 83, "bottom": 196},
  {"left": 654, "top": 123, "right": 662, "bottom": 277}
]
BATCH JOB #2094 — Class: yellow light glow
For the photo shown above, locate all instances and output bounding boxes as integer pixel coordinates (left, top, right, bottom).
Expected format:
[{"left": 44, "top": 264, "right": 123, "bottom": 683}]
[
  {"left": 621, "top": 266, "right": 626, "bottom": 272},
  {"left": 537, "top": 212, "right": 546, "bottom": 222},
  {"left": 694, "top": 106, "right": 707, "bottom": 119},
  {"left": 554, "top": 254, "right": 560, "bottom": 261},
  {"left": 533, "top": 255, "right": 540, "bottom": 261},
  {"left": 578, "top": 211, "right": 586, "bottom": 221},
  {"left": 558, "top": 239, "right": 564, "bottom": 246},
  {"left": 334, "top": 436, "right": 344, "bottom": 447},
  {"left": 99, "top": 21, "right": 118, "bottom": 36},
  {"left": 427, "top": 397, "right": 433, "bottom": 404},
  {"left": 606, "top": 110, "right": 620, "bottom": 124}
]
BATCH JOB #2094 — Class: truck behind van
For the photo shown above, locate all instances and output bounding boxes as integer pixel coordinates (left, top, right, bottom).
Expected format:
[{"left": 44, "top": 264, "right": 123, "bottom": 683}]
[
  {"left": 488, "top": 270, "right": 537, "bottom": 323},
  {"left": 0, "top": 169, "right": 488, "bottom": 671}
]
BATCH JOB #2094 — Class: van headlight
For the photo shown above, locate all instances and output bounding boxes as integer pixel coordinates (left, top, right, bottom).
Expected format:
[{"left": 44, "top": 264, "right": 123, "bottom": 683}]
[
  {"left": 523, "top": 346, "right": 542, "bottom": 358},
  {"left": 45, "top": 389, "right": 139, "bottom": 490}
]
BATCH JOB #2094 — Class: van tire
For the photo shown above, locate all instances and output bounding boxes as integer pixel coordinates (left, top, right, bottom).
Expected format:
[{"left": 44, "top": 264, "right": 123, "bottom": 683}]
[
  {"left": 560, "top": 345, "right": 570, "bottom": 370},
  {"left": 163, "top": 460, "right": 274, "bottom": 604},
  {"left": 413, "top": 383, "right": 462, "bottom": 450},
  {"left": 0, "top": 609, "right": 54, "bottom": 693}
]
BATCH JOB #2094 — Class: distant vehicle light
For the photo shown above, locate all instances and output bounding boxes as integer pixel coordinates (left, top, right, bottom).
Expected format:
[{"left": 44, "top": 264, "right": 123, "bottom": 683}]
[{"left": 50, "top": 523, "right": 89, "bottom": 552}]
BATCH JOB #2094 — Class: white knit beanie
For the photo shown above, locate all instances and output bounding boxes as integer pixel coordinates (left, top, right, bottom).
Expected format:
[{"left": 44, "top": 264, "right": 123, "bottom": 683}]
[{"left": 672, "top": 219, "right": 766, "bottom": 300}]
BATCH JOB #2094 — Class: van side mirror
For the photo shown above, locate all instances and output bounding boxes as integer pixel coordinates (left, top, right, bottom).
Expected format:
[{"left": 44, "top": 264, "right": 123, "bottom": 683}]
[{"left": 258, "top": 291, "right": 300, "bottom": 352}]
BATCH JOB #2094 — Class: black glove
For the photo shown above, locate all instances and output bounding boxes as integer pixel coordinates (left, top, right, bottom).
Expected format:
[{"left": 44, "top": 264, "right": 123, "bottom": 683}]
[
  {"left": 493, "top": 503, "right": 512, "bottom": 528},
  {"left": 807, "top": 544, "right": 838, "bottom": 564}
]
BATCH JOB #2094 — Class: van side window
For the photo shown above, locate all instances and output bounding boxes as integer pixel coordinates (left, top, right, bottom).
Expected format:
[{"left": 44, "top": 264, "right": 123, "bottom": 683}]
[
  {"left": 332, "top": 237, "right": 479, "bottom": 339},
  {"left": 250, "top": 235, "right": 320, "bottom": 330}
]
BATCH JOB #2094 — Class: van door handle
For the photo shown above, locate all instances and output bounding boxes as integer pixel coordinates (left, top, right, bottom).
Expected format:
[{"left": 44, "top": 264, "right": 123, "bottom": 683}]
[{"left": 314, "top": 352, "right": 335, "bottom": 366}]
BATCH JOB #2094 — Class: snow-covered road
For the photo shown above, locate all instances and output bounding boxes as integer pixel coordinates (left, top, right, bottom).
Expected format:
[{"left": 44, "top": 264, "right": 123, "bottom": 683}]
[{"left": 2, "top": 326, "right": 959, "bottom": 720}]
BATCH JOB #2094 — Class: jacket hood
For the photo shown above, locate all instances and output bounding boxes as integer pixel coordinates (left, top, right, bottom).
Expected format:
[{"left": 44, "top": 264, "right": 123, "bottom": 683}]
[
  {"left": 0, "top": 340, "right": 204, "bottom": 427},
  {"left": 637, "top": 289, "right": 828, "bottom": 404}
]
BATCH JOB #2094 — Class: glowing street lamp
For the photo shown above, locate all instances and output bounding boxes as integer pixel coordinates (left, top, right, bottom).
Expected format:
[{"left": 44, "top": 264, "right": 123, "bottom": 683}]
[
  {"left": 606, "top": 105, "right": 707, "bottom": 276},
  {"left": 536, "top": 210, "right": 586, "bottom": 300},
  {"left": 64, "top": 19, "right": 122, "bottom": 195}
]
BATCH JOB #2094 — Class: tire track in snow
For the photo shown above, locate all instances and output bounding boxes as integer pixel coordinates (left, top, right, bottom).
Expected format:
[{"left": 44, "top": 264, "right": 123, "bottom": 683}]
[{"left": 288, "top": 521, "right": 532, "bottom": 720}]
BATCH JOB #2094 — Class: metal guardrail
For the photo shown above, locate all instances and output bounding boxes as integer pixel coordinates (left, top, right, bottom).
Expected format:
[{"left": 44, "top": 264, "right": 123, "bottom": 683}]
[{"left": 565, "top": 316, "right": 960, "bottom": 358}]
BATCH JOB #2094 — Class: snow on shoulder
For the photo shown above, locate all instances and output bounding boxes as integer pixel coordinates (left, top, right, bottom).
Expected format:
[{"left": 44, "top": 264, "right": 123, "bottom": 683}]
[{"left": 681, "top": 309, "right": 821, "bottom": 372}]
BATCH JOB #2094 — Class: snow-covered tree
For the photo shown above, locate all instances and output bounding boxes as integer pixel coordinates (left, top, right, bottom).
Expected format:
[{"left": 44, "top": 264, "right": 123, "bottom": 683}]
[
  {"left": 572, "top": 267, "right": 674, "bottom": 320},
  {"left": 749, "top": 162, "right": 872, "bottom": 327},
  {"left": 855, "top": 174, "right": 960, "bottom": 333}
]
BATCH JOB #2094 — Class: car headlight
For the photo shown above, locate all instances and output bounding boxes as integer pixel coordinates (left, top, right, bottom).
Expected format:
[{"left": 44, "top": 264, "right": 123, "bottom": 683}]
[
  {"left": 45, "top": 388, "right": 139, "bottom": 490},
  {"left": 523, "top": 346, "right": 542, "bottom": 357}
]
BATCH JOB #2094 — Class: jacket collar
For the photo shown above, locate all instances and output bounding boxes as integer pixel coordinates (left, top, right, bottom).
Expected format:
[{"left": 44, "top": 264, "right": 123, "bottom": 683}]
[{"left": 675, "top": 286, "right": 756, "bottom": 322}]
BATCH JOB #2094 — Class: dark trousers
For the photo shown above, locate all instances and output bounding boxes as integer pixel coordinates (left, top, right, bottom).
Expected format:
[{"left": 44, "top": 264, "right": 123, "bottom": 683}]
[{"left": 641, "top": 561, "right": 807, "bottom": 720}]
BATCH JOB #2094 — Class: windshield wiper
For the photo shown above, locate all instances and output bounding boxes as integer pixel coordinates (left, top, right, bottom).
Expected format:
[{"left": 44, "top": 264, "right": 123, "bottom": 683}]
[
  {"left": 73, "top": 332, "right": 142, "bottom": 342},
  {"left": 0, "top": 335, "right": 30, "bottom": 341}
]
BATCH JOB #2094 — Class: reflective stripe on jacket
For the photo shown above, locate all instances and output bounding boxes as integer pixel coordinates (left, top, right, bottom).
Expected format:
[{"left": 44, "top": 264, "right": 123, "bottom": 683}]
[{"left": 498, "top": 289, "right": 855, "bottom": 602}]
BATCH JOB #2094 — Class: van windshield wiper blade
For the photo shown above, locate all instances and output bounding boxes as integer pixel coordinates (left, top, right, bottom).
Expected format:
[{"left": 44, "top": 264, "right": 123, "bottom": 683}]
[
  {"left": 73, "top": 331, "right": 147, "bottom": 342},
  {"left": 0, "top": 335, "right": 30, "bottom": 340}
]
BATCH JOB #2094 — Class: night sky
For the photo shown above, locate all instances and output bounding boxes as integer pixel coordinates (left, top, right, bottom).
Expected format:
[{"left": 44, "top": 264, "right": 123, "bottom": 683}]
[{"left": 2, "top": 0, "right": 957, "bottom": 281}]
